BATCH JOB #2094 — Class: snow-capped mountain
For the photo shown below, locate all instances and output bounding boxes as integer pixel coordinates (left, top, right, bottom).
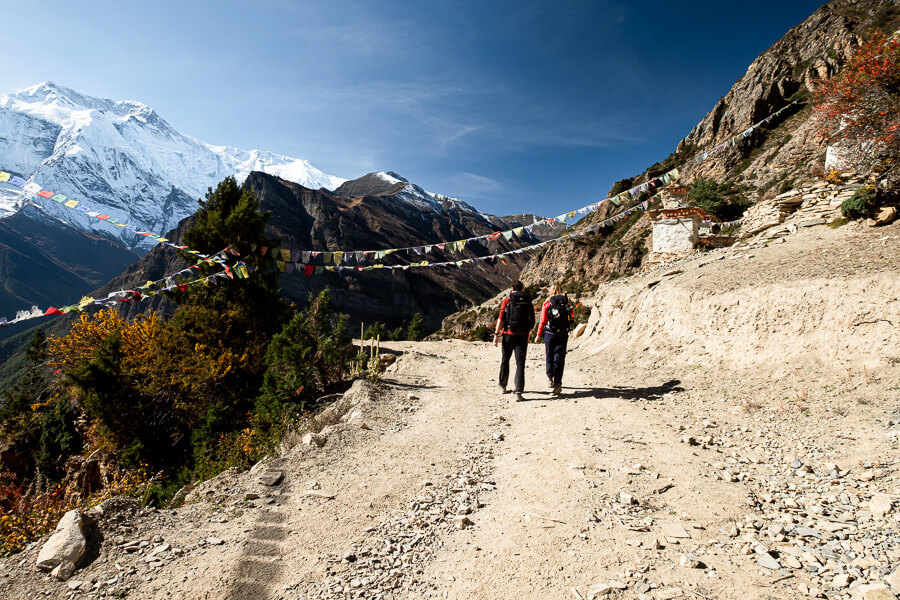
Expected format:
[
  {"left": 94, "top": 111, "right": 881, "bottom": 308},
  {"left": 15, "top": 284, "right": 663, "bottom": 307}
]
[
  {"left": 0, "top": 82, "right": 346, "bottom": 251},
  {"left": 334, "top": 171, "right": 492, "bottom": 223}
]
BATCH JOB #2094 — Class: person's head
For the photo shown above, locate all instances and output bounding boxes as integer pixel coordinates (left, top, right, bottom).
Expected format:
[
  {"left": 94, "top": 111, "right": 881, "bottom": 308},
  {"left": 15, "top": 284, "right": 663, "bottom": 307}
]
[
  {"left": 549, "top": 283, "right": 561, "bottom": 296},
  {"left": 511, "top": 280, "right": 524, "bottom": 292}
]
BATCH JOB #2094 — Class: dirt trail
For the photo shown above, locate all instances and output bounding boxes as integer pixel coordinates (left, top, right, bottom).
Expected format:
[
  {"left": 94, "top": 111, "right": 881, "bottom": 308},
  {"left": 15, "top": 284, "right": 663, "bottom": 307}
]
[{"left": 2, "top": 223, "right": 898, "bottom": 600}]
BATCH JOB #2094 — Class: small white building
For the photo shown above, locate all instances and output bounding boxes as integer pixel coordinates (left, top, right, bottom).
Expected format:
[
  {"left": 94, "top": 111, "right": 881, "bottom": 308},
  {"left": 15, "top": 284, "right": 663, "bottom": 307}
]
[{"left": 648, "top": 207, "right": 708, "bottom": 254}]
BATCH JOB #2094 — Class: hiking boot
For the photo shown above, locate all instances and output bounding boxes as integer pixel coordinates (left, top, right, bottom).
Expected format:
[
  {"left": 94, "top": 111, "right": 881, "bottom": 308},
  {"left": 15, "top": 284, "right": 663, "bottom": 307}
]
[
  {"left": 547, "top": 377, "right": 554, "bottom": 389},
  {"left": 497, "top": 384, "right": 508, "bottom": 394},
  {"left": 515, "top": 392, "right": 524, "bottom": 402},
  {"left": 553, "top": 385, "right": 562, "bottom": 396}
]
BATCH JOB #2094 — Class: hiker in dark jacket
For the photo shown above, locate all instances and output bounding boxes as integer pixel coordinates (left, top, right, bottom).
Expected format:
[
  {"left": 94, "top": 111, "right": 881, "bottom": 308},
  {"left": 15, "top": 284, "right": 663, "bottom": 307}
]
[
  {"left": 493, "top": 280, "right": 535, "bottom": 401},
  {"left": 534, "top": 284, "right": 573, "bottom": 396}
]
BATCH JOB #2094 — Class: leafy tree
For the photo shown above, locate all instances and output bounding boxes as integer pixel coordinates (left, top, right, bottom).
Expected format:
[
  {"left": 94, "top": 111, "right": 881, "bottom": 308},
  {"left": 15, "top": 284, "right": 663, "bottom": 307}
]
[
  {"left": 607, "top": 178, "right": 635, "bottom": 197},
  {"left": 813, "top": 30, "right": 900, "bottom": 158},
  {"left": 407, "top": 313, "right": 425, "bottom": 341}
]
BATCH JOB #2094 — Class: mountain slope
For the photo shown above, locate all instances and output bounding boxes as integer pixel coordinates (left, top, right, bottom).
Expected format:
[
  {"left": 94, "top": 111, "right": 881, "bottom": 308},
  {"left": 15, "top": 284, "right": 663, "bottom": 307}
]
[
  {"left": 0, "top": 82, "right": 346, "bottom": 252},
  {"left": 677, "top": 0, "right": 899, "bottom": 187},
  {"left": 95, "top": 171, "right": 534, "bottom": 331},
  {"left": 0, "top": 207, "right": 138, "bottom": 320},
  {"left": 505, "top": 0, "right": 899, "bottom": 296}
]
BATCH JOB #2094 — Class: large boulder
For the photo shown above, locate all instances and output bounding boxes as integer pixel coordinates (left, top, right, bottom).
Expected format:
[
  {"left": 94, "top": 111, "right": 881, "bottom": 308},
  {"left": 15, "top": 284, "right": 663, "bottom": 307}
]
[{"left": 35, "top": 510, "right": 86, "bottom": 580}]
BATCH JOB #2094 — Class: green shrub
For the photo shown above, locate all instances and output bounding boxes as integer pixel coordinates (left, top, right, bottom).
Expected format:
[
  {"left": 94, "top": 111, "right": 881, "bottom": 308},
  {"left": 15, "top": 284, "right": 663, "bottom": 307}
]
[
  {"left": 258, "top": 290, "right": 352, "bottom": 414},
  {"left": 363, "top": 322, "right": 387, "bottom": 340},
  {"left": 690, "top": 178, "right": 750, "bottom": 221},
  {"left": 841, "top": 187, "right": 875, "bottom": 220},
  {"left": 465, "top": 325, "right": 492, "bottom": 342},
  {"left": 407, "top": 313, "right": 425, "bottom": 341}
]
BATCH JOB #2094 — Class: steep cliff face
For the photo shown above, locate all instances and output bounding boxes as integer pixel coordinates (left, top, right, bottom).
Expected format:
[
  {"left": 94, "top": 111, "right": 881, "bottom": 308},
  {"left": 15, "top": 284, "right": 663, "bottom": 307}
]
[{"left": 678, "top": 0, "right": 898, "bottom": 188}]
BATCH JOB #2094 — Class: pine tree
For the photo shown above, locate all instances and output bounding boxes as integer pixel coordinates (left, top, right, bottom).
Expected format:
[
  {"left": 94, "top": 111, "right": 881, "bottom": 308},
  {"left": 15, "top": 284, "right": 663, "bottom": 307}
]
[{"left": 407, "top": 313, "right": 425, "bottom": 341}]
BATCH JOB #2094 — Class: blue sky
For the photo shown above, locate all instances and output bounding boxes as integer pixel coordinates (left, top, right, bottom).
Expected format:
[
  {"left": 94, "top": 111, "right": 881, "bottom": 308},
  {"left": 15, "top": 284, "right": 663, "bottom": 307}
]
[{"left": 0, "top": 0, "right": 825, "bottom": 217}]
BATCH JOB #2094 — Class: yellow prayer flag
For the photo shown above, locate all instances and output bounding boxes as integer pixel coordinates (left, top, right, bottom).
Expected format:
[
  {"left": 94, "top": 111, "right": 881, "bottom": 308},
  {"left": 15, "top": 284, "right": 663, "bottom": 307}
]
[
  {"left": 280, "top": 249, "right": 291, "bottom": 262},
  {"left": 64, "top": 199, "right": 79, "bottom": 208},
  {"left": 276, "top": 260, "right": 286, "bottom": 272},
  {"left": 0, "top": 172, "right": 9, "bottom": 183}
]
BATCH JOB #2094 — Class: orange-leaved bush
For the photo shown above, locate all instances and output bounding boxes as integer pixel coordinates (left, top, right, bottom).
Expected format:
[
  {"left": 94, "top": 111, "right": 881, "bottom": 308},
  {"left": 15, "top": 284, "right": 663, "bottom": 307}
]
[{"left": 813, "top": 30, "right": 900, "bottom": 152}]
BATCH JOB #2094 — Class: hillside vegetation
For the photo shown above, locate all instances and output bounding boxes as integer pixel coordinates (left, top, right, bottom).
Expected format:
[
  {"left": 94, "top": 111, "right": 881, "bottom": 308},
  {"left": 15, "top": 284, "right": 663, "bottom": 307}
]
[{"left": 0, "top": 178, "right": 362, "bottom": 555}]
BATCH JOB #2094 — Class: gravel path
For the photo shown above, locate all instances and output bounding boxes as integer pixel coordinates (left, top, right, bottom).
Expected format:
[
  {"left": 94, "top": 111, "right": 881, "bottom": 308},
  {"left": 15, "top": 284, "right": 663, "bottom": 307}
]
[{"left": 2, "top": 222, "right": 898, "bottom": 600}]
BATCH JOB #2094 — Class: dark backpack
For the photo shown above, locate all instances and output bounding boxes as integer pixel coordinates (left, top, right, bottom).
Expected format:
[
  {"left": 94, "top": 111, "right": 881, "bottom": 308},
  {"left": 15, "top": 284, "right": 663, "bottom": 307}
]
[
  {"left": 547, "top": 294, "right": 570, "bottom": 333},
  {"left": 505, "top": 291, "right": 535, "bottom": 335}
]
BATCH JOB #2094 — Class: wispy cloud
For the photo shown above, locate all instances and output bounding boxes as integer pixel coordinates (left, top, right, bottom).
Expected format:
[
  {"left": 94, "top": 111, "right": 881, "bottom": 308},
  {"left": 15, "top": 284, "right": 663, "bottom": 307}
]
[
  {"left": 450, "top": 172, "right": 501, "bottom": 191},
  {"left": 438, "top": 124, "right": 483, "bottom": 147}
]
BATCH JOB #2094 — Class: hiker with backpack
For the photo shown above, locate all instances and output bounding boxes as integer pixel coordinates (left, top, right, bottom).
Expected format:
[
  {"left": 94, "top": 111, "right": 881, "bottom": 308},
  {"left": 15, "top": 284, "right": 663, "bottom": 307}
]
[
  {"left": 493, "top": 280, "right": 536, "bottom": 401},
  {"left": 534, "top": 284, "right": 573, "bottom": 396}
]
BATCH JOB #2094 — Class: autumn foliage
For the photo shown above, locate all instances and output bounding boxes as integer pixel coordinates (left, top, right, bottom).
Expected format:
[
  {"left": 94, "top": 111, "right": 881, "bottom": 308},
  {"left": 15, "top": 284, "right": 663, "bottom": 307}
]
[
  {"left": 0, "top": 177, "right": 358, "bottom": 554},
  {"left": 813, "top": 30, "right": 900, "bottom": 154}
]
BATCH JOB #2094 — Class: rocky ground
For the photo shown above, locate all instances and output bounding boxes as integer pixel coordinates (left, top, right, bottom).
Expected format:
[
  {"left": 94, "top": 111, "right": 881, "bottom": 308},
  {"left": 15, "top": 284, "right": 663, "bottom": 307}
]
[{"left": 1, "top": 222, "right": 898, "bottom": 600}]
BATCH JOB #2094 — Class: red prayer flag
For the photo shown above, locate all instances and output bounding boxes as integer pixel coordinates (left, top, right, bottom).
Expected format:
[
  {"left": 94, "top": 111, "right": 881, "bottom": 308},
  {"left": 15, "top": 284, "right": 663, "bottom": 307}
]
[
  {"left": 44, "top": 306, "right": 64, "bottom": 316},
  {"left": 97, "top": 215, "right": 110, "bottom": 220},
  {"left": 304, "top": 264, "right": 315, "bottom": 276},
  {"left": 37, "top": 190, "right": 53, "bottom": 198}
]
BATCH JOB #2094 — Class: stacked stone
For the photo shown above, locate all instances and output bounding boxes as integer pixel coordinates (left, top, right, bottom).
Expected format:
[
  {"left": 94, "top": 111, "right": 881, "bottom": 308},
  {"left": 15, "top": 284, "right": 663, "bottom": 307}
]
[{"left": 741, "top": 174, "right": 864, "bottom": 241}]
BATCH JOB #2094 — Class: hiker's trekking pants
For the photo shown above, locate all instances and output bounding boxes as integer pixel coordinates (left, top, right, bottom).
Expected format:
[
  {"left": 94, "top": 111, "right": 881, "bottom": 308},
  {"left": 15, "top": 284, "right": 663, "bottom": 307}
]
[
  {"left": 543, "top": 330, "right": 568, "bottom": 386},
  {"left": 499, "top": 334, "right": 528, "bottom": 393}
]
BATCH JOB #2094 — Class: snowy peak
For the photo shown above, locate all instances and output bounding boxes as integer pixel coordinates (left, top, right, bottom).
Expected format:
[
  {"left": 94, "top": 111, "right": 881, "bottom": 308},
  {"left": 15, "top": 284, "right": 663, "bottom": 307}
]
[
  {"left": 375, "top": 171, "right": 408, "bottom": 184},
  {"left": 335, "top": 172, "right": 483, "bottom": 218},
  {"left": 0, "top": 83, "right": 346, "bottom": 251}
]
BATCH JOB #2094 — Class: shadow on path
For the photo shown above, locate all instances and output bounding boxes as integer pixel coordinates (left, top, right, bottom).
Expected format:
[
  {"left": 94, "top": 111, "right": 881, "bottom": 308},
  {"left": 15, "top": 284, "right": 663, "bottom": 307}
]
[
  {"left": 521, "top": 379, "right": 683, "bottom": 402},
  {"left": 224, "top": 482, "right": 292, "bottom": 600}
]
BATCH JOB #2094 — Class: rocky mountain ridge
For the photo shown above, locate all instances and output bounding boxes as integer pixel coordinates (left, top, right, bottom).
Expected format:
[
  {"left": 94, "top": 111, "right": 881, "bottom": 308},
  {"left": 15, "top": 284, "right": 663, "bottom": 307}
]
[{"left": 97, "top": 171, "right": 539, "bottom": 331}]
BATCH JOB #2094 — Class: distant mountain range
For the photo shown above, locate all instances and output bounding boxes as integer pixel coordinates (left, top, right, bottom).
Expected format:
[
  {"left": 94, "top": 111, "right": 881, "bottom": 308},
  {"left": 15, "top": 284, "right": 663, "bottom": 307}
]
[{"left": 0, "top": 82, "right": 346, "bottom": 252}]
